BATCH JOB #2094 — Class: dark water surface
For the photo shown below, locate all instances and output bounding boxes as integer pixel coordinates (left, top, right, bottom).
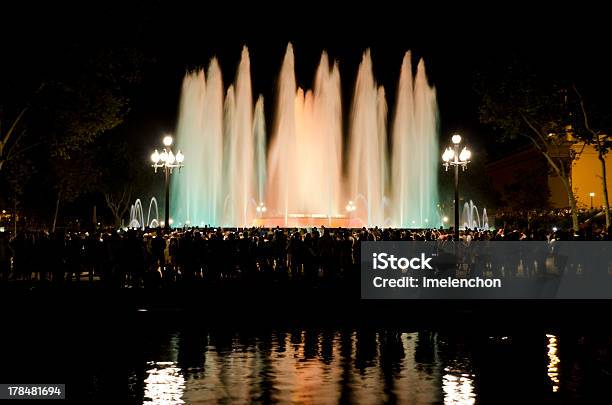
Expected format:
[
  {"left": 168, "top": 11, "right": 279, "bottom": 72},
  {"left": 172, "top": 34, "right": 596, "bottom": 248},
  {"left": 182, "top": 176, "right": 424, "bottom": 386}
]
[
  {"left": 2, "top": 285, "right": 612, "bottom": 404},
  {"left": 4, "top": 317, "right": 612, "bottom": 404}
]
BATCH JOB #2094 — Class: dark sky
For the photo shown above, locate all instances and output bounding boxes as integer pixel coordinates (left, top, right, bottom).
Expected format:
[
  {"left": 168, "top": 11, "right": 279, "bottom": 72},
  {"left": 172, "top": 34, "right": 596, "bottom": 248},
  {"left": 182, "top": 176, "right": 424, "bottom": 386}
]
[{"left": 3, "top": 1, "right": 610, "bottom": 161}]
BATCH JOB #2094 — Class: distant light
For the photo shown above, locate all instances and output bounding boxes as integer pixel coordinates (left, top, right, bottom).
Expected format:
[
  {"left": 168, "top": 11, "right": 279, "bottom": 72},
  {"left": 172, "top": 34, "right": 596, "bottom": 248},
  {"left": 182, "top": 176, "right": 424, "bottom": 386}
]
[
  {"left": 0, "top": 227, "right": 4, "bottom": 232},
  {"left": 176, "top": 150, "right": 184, "bottom": 163},
  {"left": 589, "top": 192, "right": 595, "bottom": 197},
  {"left": 451, "top": 134, "right": 462, "bottom": 144},
  {"left": 163, "top": 135, "right": 173, "bottom": 146},
  {"left": 552, "top": 227, "right": 558, "bottom": 232},
  {"left": 1, "top": 210, "right": 5, "bottom": 214},
  {"left": 443, "top": 216, "right": 449, "bottom": 223},
  {"left": 168, "top": 218, "right": 174, "bottom": 225}
]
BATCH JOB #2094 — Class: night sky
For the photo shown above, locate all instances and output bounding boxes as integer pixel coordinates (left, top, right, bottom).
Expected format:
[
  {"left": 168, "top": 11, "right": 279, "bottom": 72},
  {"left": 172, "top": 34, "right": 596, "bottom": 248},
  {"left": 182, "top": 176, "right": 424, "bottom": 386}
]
[{"left": 3, "top": 1, "right": 610, "bottom": 161}]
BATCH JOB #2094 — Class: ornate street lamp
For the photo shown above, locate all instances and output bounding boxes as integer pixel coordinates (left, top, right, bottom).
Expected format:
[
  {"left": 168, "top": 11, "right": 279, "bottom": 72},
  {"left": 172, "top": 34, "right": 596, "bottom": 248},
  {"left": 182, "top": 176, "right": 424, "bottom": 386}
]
[
  {"left": 442, "top": 134, "right": 471, "bottom": 240},
  {"left": 151, "top": 135, "right": 184, "bottom": 230},
  {"left": 589, "top": 192, "right": 595, "bottom": 210}
]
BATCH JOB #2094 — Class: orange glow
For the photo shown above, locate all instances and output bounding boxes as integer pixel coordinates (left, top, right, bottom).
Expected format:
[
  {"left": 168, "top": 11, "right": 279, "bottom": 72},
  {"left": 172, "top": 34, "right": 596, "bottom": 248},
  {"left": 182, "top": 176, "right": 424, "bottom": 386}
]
[{"left": 572, "top": 144, "right": 612, "bottom": 208}]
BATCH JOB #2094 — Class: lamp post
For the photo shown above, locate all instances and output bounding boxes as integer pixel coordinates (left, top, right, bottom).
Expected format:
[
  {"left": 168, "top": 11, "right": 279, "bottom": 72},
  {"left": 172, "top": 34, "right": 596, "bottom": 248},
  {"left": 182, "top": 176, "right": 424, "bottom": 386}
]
[
  {"left": 151, "top": 135, "right": 184, "bottom": 231},
  {"left": 589, "top": 192, "right": 595, "bottom": 210},
  {"left": 442, "top": 134, "right": 471, "bottom": 241}
]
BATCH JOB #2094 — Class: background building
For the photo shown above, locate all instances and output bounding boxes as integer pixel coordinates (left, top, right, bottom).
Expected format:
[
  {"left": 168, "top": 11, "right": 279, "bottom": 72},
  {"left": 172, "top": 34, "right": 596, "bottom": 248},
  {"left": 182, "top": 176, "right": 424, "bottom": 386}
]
[{"left": 486, "top": 143, "right": 612, "bottom": 209}]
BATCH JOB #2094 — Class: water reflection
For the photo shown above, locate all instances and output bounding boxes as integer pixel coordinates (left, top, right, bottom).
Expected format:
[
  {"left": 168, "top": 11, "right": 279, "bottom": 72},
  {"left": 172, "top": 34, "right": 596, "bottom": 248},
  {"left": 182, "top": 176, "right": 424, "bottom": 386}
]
[
  {"left": 125, "top": 329, "right": 608, "bottom": 404},
  {"left": 546, "top": 334, "right": 560, "bottom": 393},
  {"left": 143, "top": 361, "right": 186, "bottom": 404},
  {"left": 442, "top": 368, "right": 476, "bottom": 405}
]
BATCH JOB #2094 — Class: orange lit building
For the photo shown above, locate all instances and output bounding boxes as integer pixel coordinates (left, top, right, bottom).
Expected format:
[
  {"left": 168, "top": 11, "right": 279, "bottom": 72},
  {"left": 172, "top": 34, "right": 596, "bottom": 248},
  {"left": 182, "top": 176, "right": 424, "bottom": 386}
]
[
  {"left": 486, "top": 143, "right": 612, "bottom": 209},
  {"left": 572, "top": 143, "right": 612, "bottom": 209}
]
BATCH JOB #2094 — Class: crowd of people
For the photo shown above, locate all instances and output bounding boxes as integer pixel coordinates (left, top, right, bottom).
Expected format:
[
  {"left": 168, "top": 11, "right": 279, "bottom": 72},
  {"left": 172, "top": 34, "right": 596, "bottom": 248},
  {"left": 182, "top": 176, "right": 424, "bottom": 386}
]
[
  {"left": 0, "top": 223, "right": 610, "bottom": 287},
  {"left": 494, "top": 207, "right": 598, "bottom": 229}
]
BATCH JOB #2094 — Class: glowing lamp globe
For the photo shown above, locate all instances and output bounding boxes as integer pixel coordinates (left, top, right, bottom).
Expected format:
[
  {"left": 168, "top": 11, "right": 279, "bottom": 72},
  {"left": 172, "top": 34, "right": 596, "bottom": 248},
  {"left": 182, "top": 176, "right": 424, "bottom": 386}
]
[
  {"left": 151, "top": 149, "right": 160, "bottom": 164},
  {"left": 167, "top": 151, "right": 176, "bottom": 164},
  {"left": 459, "top": 147, "right": 471, "bottom": 162},
  {"left": 442, "top": 147, "right": 454, "bottom": 162},
  {"left": 159, "top": 150, "right": 168, "bottom": 162}
]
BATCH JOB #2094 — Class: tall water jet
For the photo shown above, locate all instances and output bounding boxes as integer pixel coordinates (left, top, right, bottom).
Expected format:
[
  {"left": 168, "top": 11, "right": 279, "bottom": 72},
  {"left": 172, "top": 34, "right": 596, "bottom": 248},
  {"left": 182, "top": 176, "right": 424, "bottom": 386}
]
[
  {"left": 231, "top": 47, "right": 255, "bottom": 227},
  {"left": 413, "top": 59, "right": 439, "bottom": 227},
  {"left": 314, "top": 53, "right": 343, "bottom": 222},
  {"left": 253, "top": 96, "right": 267, "bottom": 205},
  {"left": 377, "top": 86, "right": 388, "bottom": 218},
  {"left": 171, "top": 70, "right": 204, "bottom": 227},
  {"left": 391, "top": 52, "right": 414, "bottom": 227},
  {"left": 348, "top": 50, "right": 387, "bottom": 225},
  {"left": 171, "top": 59, "right": 224, "bottom": 226},
  {"left": 391, "top": 52, "right": 439, "bottom": 227},
  {"left": 267, "top": 44, "right": 298, "bottom": 225},
  {"left": 204, "top": 60, "right": 224, "bottom": 225},
  {"left": 222, "top": 85, "right": 236, "bottom": 225}
]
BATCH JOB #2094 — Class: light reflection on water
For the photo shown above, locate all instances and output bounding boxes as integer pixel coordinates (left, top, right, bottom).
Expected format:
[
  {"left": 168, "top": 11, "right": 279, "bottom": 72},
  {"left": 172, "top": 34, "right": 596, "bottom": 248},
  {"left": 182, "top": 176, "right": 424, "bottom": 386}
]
[
  {"left": 143, "top": 361, "right": 186, "bottom": 404},
  {"left": 128, "top": 330, "right": 584, "bottom": 404},
  {"left": 546, "top": 334, "right": 560, "bottom": 393},
  {"left": 442, "top": 369, "right": 476, "bottom": 405}
]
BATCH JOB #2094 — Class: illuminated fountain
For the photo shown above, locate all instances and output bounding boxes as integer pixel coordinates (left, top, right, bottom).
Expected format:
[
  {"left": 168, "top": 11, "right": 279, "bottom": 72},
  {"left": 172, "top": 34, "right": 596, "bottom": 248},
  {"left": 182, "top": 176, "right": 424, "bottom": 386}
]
[
  {"left": 171, "top": 44, "right": 439, "bottom": 228},
  {"left": 128, "top": 199, "right": 143, "bottom": 229},
  {"left": 461, "top": 200, "right": 489, "bottom": 230},
  {"left": 267, "top": 46, "right": 343, "bottom": 227},
  {"left": 128, "top": 198, "right": 160, "bottom": 229}
]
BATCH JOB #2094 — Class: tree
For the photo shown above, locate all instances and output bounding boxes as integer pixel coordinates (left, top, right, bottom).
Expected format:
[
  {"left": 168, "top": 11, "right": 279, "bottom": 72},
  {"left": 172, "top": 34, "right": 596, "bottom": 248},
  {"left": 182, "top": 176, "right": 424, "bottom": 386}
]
[
  {"left": 0, "top": 85, "right": 45, "bottom": 173},
  {"left": 0, "top": 107, "right": 28, "bottom": 173},
  {"left": 50, "top": 152, "right": 103, "bottom": 231},
  {"left": 477, "top": 59, "right": 581, "bottom": 231},
  {"left": 104, "top": 185, "right": 134, "bottom": 228},
  {"left": 572, "top": 85, "right": 612, "bottom": 228},
  {"left": 29, "top": 47, "right": 142, "bottom": 229}
]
